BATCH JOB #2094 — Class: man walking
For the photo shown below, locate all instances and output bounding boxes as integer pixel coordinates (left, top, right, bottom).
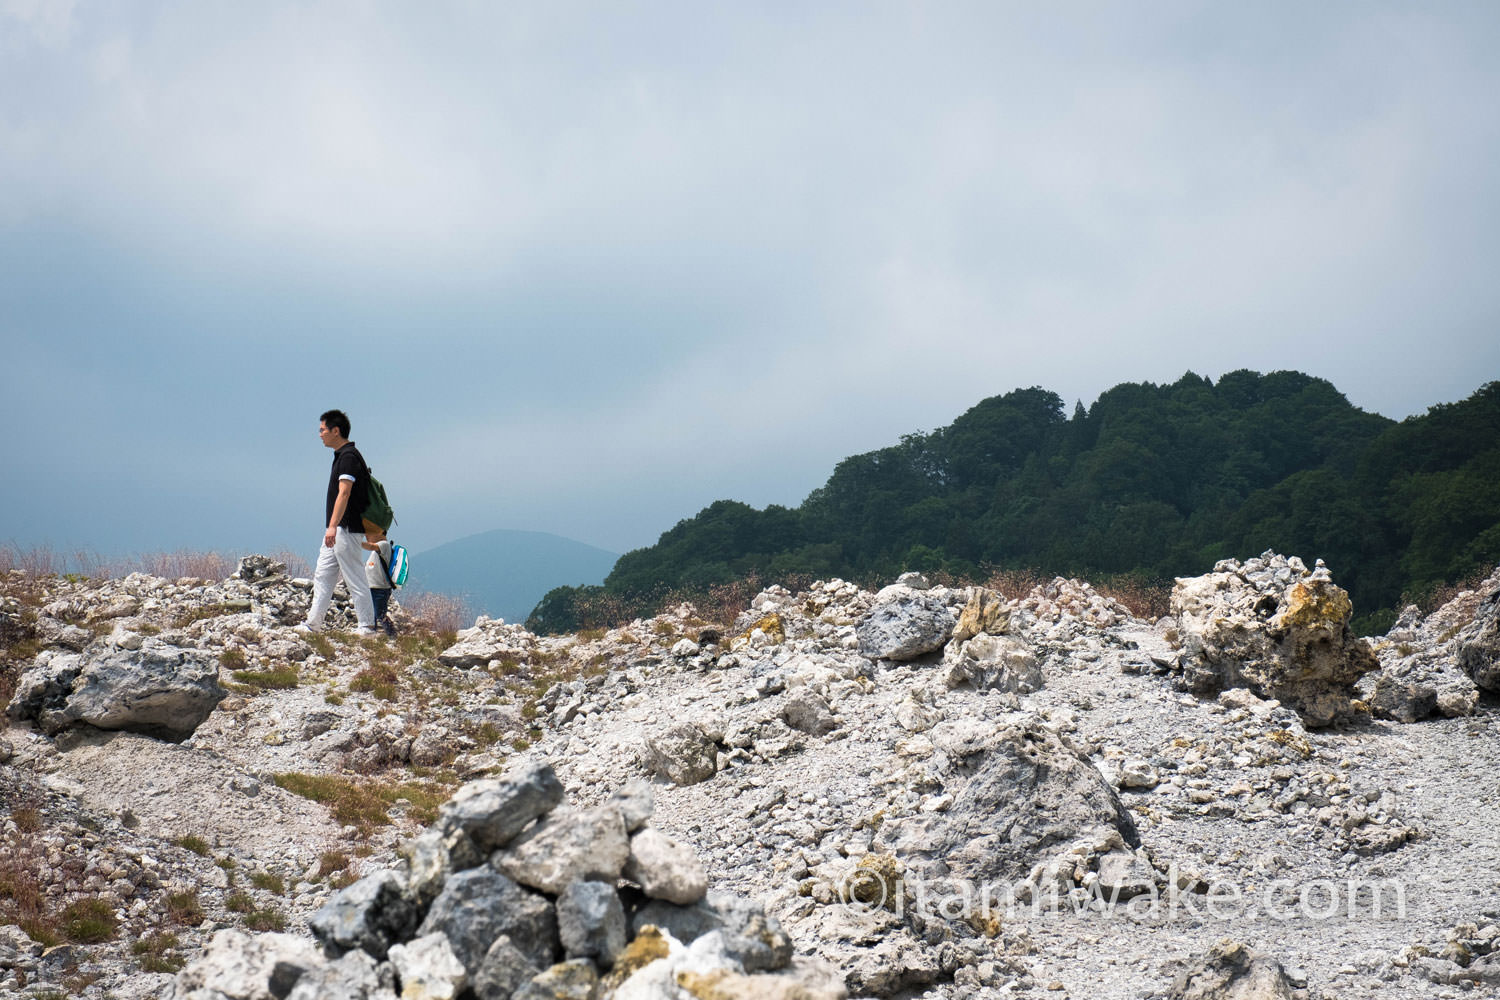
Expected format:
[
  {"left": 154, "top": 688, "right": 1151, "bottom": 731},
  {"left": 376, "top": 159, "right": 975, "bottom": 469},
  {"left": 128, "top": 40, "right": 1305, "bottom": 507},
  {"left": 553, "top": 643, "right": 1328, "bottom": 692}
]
[{"left": 299, "top": 409, "right": 377, "bottom": 635}]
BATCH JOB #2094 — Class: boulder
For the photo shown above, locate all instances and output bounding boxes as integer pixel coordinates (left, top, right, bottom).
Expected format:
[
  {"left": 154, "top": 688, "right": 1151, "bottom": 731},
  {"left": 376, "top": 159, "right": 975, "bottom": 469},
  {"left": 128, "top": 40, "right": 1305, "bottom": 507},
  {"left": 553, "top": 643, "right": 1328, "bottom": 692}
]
[
  {"left": 781, "top": 689, "right": 838, "bottom": 736},
  {"left": 1095, "top": 851, "right": 1156, "bottom": 901},
  {"left": 513, "top": 959, "right": 599, "bottom": 1000},
  {"left": 307, "top": 870, "right": 421, "bottom": 961},
  {"left": 941, "top": 633, "right": 1042, "bottom": 694},
  {"left": 1457, "top": 569, "right": 1500, "bottom": 692},
  {"left": 857, "top": 586, "right": 956, "bottom": 661},
  {"left": 556, "top": 880, "right": 628, "bottom": 968},
  {"left": 1170, "top": 552, "right": 1377, "bottom": 726},
  {"left": 472, "top": 935, "right": 542, "bottom": 1000},
  {"left": 437, "top": 618, "right": 538, "bottom": 669},
  {"left": 416, "top": 867, "right": 558, "bottom": 975},
  {"left": 1359, "top": 568, "right": 1500, "bottom": 722},
  {"left": 387, "top": 933, "right": 467, "bottom": 1000},
  {"left": 608, "top": 778, "right": 655, "bottom": 833},
  {"left": 1169, "top": 939, "right": 1296, "bottom": 999},
  {"left": 623, "top": 827, "right": 709, "bottom": 905},
  {"left": 436, "top": 761, "right": 564, "bottom": 852},
  {"left": 174, "top": 929, "right": 325, "bottom": 1000},
  {"left": 641, "top": 722, "right": 719, "bottom": 786},
  {"left": 495, "top": 805, "right": 631, "bottom": 895},
  {"left": 915, "top": 716, "right": 1139, "bottom": 883},
  {"left": 284, "top": 949, "right": 396, "bottom": 1000},
  {"left": 7, "top": 637, "right": 225, "bottom": 740},
  {"left": 951, "top": 587, "right": 1010, "bottom": 643}
]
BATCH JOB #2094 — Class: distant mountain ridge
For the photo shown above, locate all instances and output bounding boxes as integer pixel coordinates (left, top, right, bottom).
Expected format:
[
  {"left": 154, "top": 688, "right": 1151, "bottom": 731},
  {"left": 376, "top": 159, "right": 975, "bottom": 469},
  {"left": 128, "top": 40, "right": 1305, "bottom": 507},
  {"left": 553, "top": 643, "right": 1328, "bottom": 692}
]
[{"left": 411, "top": 529, "right": 618, "bottom": 624}]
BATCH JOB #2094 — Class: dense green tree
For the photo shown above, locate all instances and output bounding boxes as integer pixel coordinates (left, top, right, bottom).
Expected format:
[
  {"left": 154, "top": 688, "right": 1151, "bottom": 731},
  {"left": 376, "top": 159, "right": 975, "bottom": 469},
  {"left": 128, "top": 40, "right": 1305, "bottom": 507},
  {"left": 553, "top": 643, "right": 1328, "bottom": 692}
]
[{"left": 529, "top": 373, "right": 1500, "bottom": 634}]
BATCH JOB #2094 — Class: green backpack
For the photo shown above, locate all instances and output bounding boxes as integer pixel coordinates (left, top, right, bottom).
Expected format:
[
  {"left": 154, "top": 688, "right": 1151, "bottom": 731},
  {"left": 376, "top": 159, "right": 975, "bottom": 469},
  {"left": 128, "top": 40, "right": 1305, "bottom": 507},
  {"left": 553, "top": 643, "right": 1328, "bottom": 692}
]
[{"left": 363, "top": 473, "right": 396, "bottom": 533}]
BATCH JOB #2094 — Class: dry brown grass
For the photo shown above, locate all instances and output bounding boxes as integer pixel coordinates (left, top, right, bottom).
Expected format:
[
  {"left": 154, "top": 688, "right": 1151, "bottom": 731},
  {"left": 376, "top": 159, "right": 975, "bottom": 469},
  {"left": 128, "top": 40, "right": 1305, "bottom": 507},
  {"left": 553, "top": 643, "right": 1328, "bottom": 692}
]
[
  {"left": 401, "top": 591, "right": 470, "bottom": 638},
  {"left": 981, "top": 568, "right": 1051, "bottom": 601},
  {"left": 1094, "top": 574, "right": 1173, "bottom": 619},
  {"left": 1409, "top": 567, "right": 1496, "bottom": 615},
  {"left": 0, "top": 542, "right": 266, "bottom": 582}
]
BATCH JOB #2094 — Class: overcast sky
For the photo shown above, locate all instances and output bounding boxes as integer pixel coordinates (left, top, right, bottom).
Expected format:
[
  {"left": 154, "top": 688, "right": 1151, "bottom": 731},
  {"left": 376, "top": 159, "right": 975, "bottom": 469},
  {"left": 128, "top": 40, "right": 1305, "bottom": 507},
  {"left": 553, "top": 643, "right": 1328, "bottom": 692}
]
[{"left": 4, "top": 1, "right": 1499, "bottom": 562}]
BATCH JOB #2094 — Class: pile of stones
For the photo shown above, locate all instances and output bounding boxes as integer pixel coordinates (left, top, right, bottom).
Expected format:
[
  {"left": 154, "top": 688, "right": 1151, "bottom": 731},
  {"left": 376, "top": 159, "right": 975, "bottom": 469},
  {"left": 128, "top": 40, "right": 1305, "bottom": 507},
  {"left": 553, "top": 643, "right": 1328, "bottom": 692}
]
[{"left": 175, "top": 761, "right": 846, "bottom": 999}]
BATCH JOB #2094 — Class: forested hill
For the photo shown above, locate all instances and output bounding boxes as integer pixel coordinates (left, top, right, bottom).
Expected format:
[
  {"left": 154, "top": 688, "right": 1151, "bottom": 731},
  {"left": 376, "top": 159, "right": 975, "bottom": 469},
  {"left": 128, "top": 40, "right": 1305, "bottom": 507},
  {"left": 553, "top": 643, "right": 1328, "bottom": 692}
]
[{"left": 529, "top": 371, "right": 1500, "bottom": 634}]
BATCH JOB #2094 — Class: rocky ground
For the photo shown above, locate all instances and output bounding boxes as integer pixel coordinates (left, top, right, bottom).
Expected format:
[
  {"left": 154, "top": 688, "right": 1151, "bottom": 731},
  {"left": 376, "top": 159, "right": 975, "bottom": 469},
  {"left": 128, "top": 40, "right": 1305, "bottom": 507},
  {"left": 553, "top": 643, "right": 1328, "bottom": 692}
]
[{"left": 1, "top": 554, "right": 1498, "bottom": 998}]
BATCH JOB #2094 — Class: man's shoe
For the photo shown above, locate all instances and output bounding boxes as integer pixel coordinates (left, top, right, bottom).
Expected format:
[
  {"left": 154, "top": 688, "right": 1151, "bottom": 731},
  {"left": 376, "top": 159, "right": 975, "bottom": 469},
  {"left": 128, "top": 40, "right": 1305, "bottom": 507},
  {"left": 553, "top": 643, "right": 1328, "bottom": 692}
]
[
  {"left": 382, "top": 619, "right": 398, "bottom": 638},
  {"left": 355, "top": 626, "right": 378, "bottom": 637},
  {"left": 292, "top": 623, "right": 322, "bottom": 635}
]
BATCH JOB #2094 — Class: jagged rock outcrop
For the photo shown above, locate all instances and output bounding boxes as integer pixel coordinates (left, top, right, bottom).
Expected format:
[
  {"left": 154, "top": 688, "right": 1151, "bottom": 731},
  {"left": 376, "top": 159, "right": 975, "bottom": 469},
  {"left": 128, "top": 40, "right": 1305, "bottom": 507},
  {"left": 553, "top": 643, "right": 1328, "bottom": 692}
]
[
  {"left": 940, "top": 632, "right": 1041, "bottom": 694},
  {"left": 7, "top": 636, "right": 225, "bottom": 740},
  {"left": 1360, "top": 565, "right": 1500, "bottom": 722},
  {"left": 1169, "top": 552, "right": 1377, "bottom": 726},
  {"left": 1457, "top": 568, "right": 1500, "bottom": 693}
]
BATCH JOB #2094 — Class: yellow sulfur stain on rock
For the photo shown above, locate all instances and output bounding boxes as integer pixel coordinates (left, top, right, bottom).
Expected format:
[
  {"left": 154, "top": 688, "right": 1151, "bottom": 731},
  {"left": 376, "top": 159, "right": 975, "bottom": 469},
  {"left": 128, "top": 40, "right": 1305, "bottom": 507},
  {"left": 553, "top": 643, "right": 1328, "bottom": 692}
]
[
  {"left": 1273, "top": 581, "right": 1353, "bottom": 631},
  {"left": 736, "top": 613, "right": 786, "bottom": 646},
  {"left": 599, "top": 925, "right": 673, "bottom": 993}
]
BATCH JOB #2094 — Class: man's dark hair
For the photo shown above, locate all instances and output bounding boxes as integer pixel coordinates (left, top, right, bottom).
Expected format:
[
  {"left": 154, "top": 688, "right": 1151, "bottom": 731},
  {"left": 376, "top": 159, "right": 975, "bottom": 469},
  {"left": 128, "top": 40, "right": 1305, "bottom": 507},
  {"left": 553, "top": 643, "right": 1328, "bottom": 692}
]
[{"left": 320, "top": 409, "right": 351, "bottom": 437}]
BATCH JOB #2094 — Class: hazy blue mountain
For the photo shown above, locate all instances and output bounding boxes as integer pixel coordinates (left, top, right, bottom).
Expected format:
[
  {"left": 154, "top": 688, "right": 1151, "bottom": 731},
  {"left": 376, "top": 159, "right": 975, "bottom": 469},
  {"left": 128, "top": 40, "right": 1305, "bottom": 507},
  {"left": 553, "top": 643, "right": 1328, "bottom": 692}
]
[{"left": 409, "top": 529, "right": 619, "bottom": 624}]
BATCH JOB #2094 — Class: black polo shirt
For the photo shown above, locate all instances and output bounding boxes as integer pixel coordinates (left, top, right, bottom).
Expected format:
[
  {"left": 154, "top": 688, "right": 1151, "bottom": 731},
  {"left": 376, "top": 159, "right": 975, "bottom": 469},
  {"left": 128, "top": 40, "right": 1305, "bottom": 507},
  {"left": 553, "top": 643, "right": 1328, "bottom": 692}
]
[{"left": 326, "top": 442, "right": 370, "bottom": 531}]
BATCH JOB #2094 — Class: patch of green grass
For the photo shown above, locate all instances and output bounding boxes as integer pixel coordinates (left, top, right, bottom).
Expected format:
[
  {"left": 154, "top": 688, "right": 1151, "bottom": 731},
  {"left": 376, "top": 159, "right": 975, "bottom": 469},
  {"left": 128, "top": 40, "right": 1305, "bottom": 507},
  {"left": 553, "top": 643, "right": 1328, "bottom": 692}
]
[
  {"left": 248, "top": 871, "right": 284, "bottom": 894},
  {"left": 173, "top": 603, "right": 241, "bottom": 628},
  {"left": 244, "top": 907, "right": 287, "bottom": 932},
  {"left": 219, "top": 648, "right": 248, "bottom": 670},
  {"left": 230, "top": 666, "right": 300, "bottom": 690},
  {"left": 175, "top": 835, "right": 211, "bottom": 856},
  {"left": 60, "top": 897, "right": 117, "bottom": 943},
  {"left": 350, "top": 661, "right": 399, "bottom": 701},
  {"left": 271, "top": 772, "right": 460, "bottom": 834},
  {"left": 325, "top": 692, "right": 345, "bottom": 706},
  {"left": 224, "top": 892, "right": 254, "bottom": 914}
]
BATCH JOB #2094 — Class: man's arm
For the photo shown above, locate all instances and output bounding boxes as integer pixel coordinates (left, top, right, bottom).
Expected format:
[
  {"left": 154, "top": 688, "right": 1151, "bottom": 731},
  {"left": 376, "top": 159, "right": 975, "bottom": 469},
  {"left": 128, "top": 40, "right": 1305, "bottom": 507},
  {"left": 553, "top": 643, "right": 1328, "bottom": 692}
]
[{"left": 325, "top": 479, "right": 353, "bottom": 547}]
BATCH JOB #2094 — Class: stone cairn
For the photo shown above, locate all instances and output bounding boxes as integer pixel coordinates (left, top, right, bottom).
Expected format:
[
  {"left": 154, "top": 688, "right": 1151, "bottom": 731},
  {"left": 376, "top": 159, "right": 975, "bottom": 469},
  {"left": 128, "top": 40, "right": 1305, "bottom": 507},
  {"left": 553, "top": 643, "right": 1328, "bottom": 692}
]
[{"left": 175, "top": 760, "right": 846, "bottom": 1000}]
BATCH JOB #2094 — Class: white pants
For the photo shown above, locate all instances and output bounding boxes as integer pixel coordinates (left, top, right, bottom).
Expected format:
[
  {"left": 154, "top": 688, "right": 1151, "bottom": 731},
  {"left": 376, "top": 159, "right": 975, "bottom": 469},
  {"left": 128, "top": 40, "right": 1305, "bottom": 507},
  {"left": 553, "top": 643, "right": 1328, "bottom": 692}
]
[{"left": 306, "top": 528, "right": 375, "bottom": 629}]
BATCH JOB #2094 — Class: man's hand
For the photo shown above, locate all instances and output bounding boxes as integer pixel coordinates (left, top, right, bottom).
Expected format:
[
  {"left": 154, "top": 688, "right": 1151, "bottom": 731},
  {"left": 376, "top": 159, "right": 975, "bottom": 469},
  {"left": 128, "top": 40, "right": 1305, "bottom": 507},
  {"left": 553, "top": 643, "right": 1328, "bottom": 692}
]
[{"left": 324, "top": 526, "right": 337, "bottom": 548}]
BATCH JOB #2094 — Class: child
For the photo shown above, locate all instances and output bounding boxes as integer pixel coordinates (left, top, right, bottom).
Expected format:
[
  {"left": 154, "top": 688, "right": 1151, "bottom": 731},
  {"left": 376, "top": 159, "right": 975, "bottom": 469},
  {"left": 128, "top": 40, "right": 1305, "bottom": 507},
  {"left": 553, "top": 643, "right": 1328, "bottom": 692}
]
[{"left": 363, "top": 536, "right": 398, "bottom": 637}]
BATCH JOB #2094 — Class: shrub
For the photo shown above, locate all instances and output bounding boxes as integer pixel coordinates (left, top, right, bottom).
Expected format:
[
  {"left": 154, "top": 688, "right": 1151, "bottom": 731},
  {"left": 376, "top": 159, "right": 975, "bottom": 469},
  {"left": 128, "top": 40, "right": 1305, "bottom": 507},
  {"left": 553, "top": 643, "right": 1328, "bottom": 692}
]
[
  {"left": 165, "top": 890, "right": 203, "bottom": 926},
  {"left": 244, "top": 907, "right": 287, "bottom": 932},
  {"left": 248, "top": 871, "right": 284, "bottom": 894},
  {"left": 132, "top": 932, "right": 184, "bottom": 974},
  {"left": 400, "top": 591, "right": 469, "bottom": 639},
  {"left": 60, "top": 897, "right": 117, "bottom": 943},
  {"left": 314, "top": 851, "right": 351, "bottom": 881},
  {"left": 174, "top": 835, "right": 211, "bottom": 856}
]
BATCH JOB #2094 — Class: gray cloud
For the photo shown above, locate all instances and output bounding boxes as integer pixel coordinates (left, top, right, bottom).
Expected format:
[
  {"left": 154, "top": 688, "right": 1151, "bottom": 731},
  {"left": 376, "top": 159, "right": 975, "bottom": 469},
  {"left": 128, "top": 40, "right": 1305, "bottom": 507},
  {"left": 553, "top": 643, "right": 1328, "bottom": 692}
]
[{"left": 3, "top": 2, "right": 1498, "bottom": 560}]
